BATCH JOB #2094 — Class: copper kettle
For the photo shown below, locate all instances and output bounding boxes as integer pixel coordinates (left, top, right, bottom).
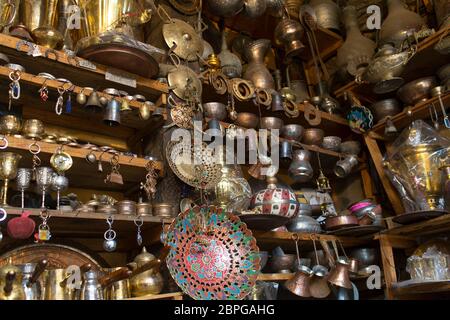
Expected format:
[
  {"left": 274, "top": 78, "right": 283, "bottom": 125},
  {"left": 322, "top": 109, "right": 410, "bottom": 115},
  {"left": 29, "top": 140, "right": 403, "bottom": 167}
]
[
  {"left": 0, "top": 260, "right": 26, "bottom": 300},
  {"left": 127, "top": 247, "right": 165, "bottom": 297}
]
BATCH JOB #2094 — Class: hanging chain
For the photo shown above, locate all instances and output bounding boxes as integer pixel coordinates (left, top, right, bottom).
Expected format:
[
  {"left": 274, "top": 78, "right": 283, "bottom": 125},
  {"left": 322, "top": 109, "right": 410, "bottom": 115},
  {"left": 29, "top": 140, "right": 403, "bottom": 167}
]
[
  {"left": 29, "top": 142, "right": 41, "bottom": 177},
  {"left": 143, "top": 161, "right": 158, "bottom": 200},
  {"left": 134, "top": 215, "right": 144, "bottom": 246},
  {"left": 8, "top": 70, "right": 21, "bottom": 110}
]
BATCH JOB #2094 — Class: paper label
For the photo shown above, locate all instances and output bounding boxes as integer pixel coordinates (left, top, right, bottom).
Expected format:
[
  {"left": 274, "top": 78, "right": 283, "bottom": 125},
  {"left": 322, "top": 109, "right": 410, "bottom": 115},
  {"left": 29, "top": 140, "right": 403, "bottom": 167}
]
[
  {"left": 78, "top": 59, "right": 97, "bottom": 70},
  {"left": 105, "top": 69, "right": 137, "bottom": 88}
]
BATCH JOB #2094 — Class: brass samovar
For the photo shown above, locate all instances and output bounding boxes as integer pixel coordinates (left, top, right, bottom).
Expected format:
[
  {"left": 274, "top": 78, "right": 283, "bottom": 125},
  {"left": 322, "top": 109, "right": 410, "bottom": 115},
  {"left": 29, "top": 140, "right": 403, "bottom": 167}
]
[{"left": 384, "top": 120, "right": 449, "bottom": 212}]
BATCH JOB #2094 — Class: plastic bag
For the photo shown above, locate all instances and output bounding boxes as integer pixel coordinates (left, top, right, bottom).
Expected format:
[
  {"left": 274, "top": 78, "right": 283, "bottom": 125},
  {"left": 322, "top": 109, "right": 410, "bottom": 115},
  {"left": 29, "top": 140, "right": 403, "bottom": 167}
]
[
  {"left": 406, "top": 246, "right": 450, "bottom": 281},
  {"left": 383, "top": 120, "right": 450, "bottom": 212}
]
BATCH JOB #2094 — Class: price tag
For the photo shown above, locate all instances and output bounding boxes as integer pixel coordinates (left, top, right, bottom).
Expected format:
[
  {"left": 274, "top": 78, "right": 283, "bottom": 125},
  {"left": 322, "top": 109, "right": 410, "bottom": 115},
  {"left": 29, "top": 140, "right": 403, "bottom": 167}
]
[
  {"left": 105, "top": 69, "right": 137, "bottom": 88},
  {"left": 78, "top": 59, "right": 97, "bottom": 71}
]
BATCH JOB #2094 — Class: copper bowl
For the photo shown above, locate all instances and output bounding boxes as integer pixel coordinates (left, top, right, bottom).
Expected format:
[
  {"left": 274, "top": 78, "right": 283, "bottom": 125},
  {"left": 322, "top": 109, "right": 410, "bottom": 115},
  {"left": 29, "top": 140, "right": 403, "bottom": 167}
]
[
  {"left": 235, "top": 112, "right": 259, "bottom": 129},
  {"left": 267, "top": 254, "right": 296, "bottom": 273},
  {"left": 259, "top": 117, "right": 284, "bottom": 130},
  {"left": 397, "top": 76, "right": 438, "bottom": 106},
  {"left": 325, "top": 215, "right": 359, "bottom": 231},
  {"left": 302, "top": 128, "right": 325, "bottom": 146},
  {"left": 0, "top": 115, "right": 22, "bottom": 135}
]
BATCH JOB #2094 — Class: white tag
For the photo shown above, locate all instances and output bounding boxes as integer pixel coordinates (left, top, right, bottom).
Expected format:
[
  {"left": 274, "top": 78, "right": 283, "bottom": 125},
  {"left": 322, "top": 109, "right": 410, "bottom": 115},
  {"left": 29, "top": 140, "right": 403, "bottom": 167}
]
[
  {"left": 105, "top": 69, "right": 137, "bottom": 88},
  {"left": 78, "top": 59, "right": 97, "bottom": 70},
  {"left": 31, "top": 45, "right": 42, "bottom": 57}
]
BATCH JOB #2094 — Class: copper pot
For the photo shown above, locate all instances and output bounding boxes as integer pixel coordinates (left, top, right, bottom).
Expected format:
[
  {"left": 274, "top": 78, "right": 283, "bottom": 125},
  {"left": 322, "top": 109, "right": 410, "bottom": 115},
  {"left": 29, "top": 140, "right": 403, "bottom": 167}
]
[
  {"left": 302, "top": 128, "right": 324, "bottom": 146},
  {"left": 284, "top": 266, "right": 313, "bottom": 297},
  {"left": 325, "top": 215, "right": 359, "bottom": 231}
]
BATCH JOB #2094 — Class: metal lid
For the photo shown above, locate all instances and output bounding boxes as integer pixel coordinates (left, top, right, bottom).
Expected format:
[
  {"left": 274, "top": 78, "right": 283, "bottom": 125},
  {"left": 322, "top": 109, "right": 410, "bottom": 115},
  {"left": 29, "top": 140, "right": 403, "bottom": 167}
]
[
  {"left": 133, "top": 247, "right": 155, "bottom": 265},
  {"left": 103, "top": 88, "right": 120, "bottom": 97},
  {"left": 133, "top": 94, "right": 146, "bottom": 102}
]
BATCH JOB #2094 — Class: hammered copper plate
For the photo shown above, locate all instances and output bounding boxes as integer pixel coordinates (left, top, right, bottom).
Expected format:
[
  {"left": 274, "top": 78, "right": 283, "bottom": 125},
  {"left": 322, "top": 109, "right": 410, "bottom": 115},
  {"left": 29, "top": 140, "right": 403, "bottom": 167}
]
[
  {"left": 0, "top": 244, "right": 103, "bottom": 269},
  {"left": 165, "top": 206, "right": 260, "bottom": 300},
  {"left": 392, "top": 210, "right": 448, "bottom": 225},
  {"left": 238, "top": 214, "right": 291, "bottom": 231},
  {"left": 77, "top": 43, "right": 159, "bottom": 78}
]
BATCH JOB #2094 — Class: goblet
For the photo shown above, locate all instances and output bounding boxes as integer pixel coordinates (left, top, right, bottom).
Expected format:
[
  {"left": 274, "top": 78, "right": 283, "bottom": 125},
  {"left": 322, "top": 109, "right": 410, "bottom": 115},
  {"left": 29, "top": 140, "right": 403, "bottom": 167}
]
[
  {"left": 16, "top": 168, "right": 32, "bottom": 210},
  {"left": 35, "top": 167, "right": 55, "bottom": 209},
  {"left": 0, "top": 152, "right": 22, "bottom": 206},
  {"left": 52, "top": 174, "right": 69, "bottom": 211}
]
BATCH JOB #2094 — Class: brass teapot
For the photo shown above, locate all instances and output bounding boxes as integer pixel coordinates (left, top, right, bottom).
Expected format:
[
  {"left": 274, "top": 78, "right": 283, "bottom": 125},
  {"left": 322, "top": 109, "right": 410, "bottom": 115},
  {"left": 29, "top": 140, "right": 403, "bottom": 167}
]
[
  {"left": 0, "top": 261, "right": 25, "bottom": 300},
  {"left": 128, "top": 247, "right": 164, "bottom": 297}
]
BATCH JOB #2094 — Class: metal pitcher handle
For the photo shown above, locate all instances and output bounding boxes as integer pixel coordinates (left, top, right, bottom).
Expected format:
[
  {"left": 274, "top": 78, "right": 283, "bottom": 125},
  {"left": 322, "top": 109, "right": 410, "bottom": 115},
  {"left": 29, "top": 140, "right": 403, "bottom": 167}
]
[{"left": 1, "top": 0, "right": 17, "bottom": 29}]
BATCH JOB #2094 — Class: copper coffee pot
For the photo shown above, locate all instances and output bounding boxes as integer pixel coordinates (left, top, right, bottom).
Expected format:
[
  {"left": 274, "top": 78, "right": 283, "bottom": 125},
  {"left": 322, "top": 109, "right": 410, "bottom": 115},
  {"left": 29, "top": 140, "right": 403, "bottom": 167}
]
[{"left": 284, "top": 234, "right": 313, "bottom": 297}]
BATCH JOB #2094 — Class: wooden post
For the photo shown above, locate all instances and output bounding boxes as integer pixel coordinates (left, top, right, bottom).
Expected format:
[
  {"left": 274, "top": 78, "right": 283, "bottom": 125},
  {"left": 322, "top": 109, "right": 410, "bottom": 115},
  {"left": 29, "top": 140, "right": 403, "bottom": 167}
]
[
  {"left": 364, "top": 135, "right": 404, "bottom": 215},
  {"left": 379, "top": 234, "right": 397, "bottom": 300}
]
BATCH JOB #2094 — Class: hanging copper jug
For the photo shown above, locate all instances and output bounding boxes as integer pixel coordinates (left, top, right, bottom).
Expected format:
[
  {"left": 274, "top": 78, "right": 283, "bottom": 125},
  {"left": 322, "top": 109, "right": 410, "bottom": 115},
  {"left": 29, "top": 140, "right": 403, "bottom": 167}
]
[
  {"left": 380, "top": 0, "right": 425, "bottom": 48},
  {"left": 284, "top": 266, "right": 313, "bottom": 297},
  {"left": 327, "top": 259, "right": 352, "bottom": 289},
  {"left": 336, "top": 6, "right": 376, "bottom": 77},
  {"left": 244, "top": 39, "right": 275, "bottom": 90}
]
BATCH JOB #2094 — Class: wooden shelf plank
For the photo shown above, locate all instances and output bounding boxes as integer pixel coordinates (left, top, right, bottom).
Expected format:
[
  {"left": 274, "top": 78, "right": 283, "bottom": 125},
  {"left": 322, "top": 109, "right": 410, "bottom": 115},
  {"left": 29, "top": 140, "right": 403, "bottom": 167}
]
[
  {"left": 123, "top": 292, "right": 183, "bottom": 300},
  {"left": 257, "top": 273, "right": 294, "bottom": 281},
  {"left": 4, "top": 135, "right": 163, "bottom": 172},
  {"left": 0, "top": 34, "right": 168, "bottom": 99},
  {"left": 334, "top": 28, "right": 450, "bottom": 100},
  {"left": 380, "top": 213, "right": 450, "bottom": 238},
  {"left": 370, "top": 93, "right": 450, "bottom": 138},
  {"left": 0, "top": 65, "right": 168, "bottom": 120},
  {"left": 391, "top": 280, "right": 450, "bottom": 296}
]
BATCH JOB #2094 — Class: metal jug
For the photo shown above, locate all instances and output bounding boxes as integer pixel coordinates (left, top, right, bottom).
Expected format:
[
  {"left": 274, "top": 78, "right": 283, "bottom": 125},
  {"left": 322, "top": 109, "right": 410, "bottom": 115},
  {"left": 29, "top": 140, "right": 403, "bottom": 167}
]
[
  {"left": 80, "top": 271, "right": 104, "bottom": 300},
  {"left": 289, "top": 149, "right": 314, "bottom": 182},
  {"left": 18, "top": 259, "right": 48, "bottom": 300}
]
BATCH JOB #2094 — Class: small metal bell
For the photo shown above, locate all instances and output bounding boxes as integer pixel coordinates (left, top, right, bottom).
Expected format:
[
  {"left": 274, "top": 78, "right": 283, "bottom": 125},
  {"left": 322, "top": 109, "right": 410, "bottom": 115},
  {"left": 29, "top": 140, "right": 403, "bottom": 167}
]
[
  {"left": 271, "top": 92, "right": 284, "bottom": 112},
  {"left": 384, "top": 116, "right": 398, "bottom": 137},
  {"left": 85, "top": 91, "right": 103, "bottom": 113},
  {"left": 140, "top": 102, "right": 153, "bottom": 120},
  {"left": 120, "top": 96, "right": 133, "bottom": 113},
  {"left": 103, "top": 99, "right": 121, "bottom": 127},
  {"left": 76, "top": 88, "right": 90, "bottom": 105}
]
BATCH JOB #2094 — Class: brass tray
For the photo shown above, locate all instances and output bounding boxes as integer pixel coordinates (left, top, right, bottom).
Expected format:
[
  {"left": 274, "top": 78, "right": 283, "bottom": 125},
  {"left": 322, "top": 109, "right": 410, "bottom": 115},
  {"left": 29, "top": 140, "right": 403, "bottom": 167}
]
[{"left": 0, "top": 244, "right": 103, "bottom": 269}]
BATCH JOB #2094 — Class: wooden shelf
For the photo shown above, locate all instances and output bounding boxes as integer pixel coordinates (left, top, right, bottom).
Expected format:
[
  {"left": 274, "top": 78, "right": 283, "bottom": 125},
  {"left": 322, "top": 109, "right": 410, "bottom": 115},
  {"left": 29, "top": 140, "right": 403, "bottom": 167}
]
[
  {"left": 0, "top": 34, "right": 168, "bottom": 100},
  {"left": 381, "top": 214, "right": 450, "bottom": 238},
  {"left": 369, "top": 93, "right": 450, "bottom": 139},
  {"left": 391, "top": 280, "right": 450, "bottom": 296},
  {"left": 123, "top": 292, "right": 183, "bottom": 300},
  {"left": 334, "top": 28, "right": 449, "bottom": 100},
  {"left": 253, "top": 231, "right": 371, "bottom": 251},
  {"left": 204, "top": 10, "right": 343, "bottom": 65},
  {"left": 3, "top": 135, "right": 163, "bottom": 192},
  {"left": 257, "top": 273, "right": 294, "bottom": 281}
]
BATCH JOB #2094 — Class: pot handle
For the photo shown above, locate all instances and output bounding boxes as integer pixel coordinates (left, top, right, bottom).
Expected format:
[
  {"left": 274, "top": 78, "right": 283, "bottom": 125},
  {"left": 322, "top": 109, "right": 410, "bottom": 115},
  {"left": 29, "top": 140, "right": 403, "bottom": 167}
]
[
  {"left": 130, "top": 246, "right": 170, "bottom": 277},
  {"left": 28, "top": 259, "right": 48, "bottom": 286},
  {"left": 319, "top": 240, "right": 335, "bottom": 267},
  {"left": 4, "top": 271, "right": 15, "bottom": 296},
  {"left": 99, "top": 268, "right": 132, "bottom": 288}
]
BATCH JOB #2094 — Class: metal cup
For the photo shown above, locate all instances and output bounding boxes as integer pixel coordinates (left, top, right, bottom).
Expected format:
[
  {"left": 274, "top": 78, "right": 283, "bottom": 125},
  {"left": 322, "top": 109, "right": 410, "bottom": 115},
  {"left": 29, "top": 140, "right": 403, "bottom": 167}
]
[
  {"left": 16, "top": 168, "right": 32, "bottom": 209},
  {"left": 334, "top": 155, "right": 359, "bottom": 178},
  {"left": 35, "top": 167, "right": 55, "bottom": 208},
  {"left": 280, "top": 140, "right": 293, "bottom": 160}
]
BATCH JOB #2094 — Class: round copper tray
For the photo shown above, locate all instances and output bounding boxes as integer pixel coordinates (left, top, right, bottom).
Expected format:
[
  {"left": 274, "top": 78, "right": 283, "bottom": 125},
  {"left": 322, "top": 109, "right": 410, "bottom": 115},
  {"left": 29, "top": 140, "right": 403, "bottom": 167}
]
[
  {"left": 238, "top": 214, "right": 291, "bottom": 231},
  {"left": 0, "top": 244, "right": 103, "bottom": 269},
  {"left": 327, "top": 225, "right": 384, "bottom": 237},
  {"left": 77, "top": 43, "right": 159, "bottom": 79},
  {"left": 392, "top": 210, "right": 448, "bottom": 225}
]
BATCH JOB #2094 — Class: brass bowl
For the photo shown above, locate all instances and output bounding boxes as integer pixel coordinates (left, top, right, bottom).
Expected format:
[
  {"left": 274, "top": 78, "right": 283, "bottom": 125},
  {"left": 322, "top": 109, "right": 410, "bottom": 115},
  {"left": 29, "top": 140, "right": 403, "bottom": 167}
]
[
  {"left": 281, "top": 124, "right": 304, "bottom": 141},
  {"left": 302, "top": 128, "right": 324, "bottom": 146},
  {"left": 259, "top": 117, "right": 284, "bottom": 130},
  {"left": 322, "top": 136, "right": 342, "bottom": 151},
  {"left": 397, "top": 76, "right": 438, "bottom": 106},
  {"left": 22, "top": 119, "right": 45, "bottom": 140},
  {"left": 0, "top": 115, "right": 22, "bottom": 135},
  {"left": 32, "top": 27, "right": 64, "bottom": 49},
  {"left": 152, "top": 203, "right": 176, "bottom": 217},
  {"left": 235, "top": 112, "right": 259, "bottom": 129},
  {"left": 203, "top": 102, "right": 228, "bottom": 121}
]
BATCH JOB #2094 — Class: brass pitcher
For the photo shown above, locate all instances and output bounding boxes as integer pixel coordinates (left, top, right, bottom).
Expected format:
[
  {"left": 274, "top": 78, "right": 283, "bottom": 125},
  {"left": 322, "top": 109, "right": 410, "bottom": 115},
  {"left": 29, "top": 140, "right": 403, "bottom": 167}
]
[
  {"left": 128, "top": 247, "right": 164, "bottom": 297},
  {"left": 0, "top": 152, "right": 21, "bottom": 207},
  {"left": 0, "top": 0, "right": 18, "bottom": 31},
  {"left": 0, "top": 262, "right": 25, "bottom": 300},
  {"left": 18, "top": 0, "right": 63, "bottom": 48}
]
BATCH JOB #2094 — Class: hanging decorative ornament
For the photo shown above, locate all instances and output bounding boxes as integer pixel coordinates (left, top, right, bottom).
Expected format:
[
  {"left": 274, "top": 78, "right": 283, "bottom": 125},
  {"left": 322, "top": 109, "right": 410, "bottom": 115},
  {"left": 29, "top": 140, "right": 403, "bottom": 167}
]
[
  {"left": 50, "top": 146, "right": 73, "bottom": 175},
  {"left": 134, "top": 216, "right": 144, "bottom": 246},
  {"left": 274, "top": 8, "right": 305, "bottom": 60},
  {"left": 218, "top": 30, "right": 242, "bottom": 78},
  {"left": 103, "top": 215, "right": 117, "bottom": 252},
  {"left": 165, "top": 205, "right": 260, "bottom": 300},
  {"left": 316, "top": 153, "right": 332, "bottom": 193},
  {"left": 345, "top": 93, "right": 373, "bottom": 134}
]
